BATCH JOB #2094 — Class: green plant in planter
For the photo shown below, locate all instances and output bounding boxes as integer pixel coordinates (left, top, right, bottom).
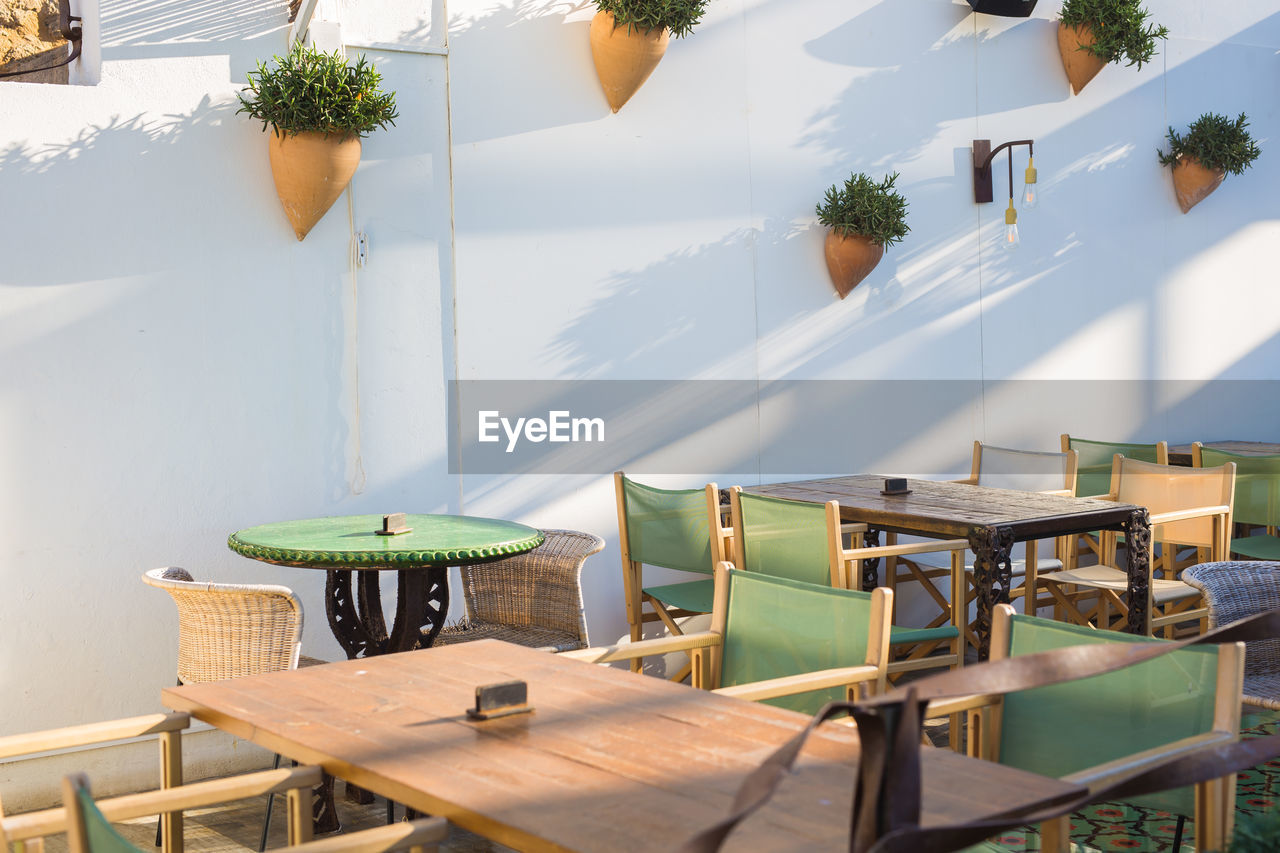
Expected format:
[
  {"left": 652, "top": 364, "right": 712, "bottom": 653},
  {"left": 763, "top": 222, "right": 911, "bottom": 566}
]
[
  {"left": 594, "top": 0, "right": 709, "bottom": 37},
  {"left": 1060, "top": 0, "right": 1168, "bottom": 69},
  {"left": 816, "top": 172, "right": 910, "bottom": 247},
  {"left": 238, "top": 42, "right": 398, "bottom": 137},
  {"left": 1159, "top": 112, "right": 1261, "bottom": 175},
  {"left": 238, "top": 42, "right": 399, "bottom": 241},
  {"left": 1158, "top": 113, "right": 1260, "bottom": 213},
  {"left": 816, "top": 172, "right": 909, "bottom": 299}
]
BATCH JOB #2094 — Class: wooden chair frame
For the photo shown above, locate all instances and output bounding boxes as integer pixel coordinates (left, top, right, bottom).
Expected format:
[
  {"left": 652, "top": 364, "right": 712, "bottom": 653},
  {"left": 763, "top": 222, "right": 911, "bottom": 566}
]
[
  {"left": 1033, "top": 455, "right": 1235, "bottom": 637},
  {"left": 928, "top": 603, "right": 1244, "bottom": 853},
  {"left": 615, "top": 472, "right": 731, "bottom": 681},
  {"left": 955, "top": 442, "right": 1079, "bottom": 619},
  {"left": 565, "top": 561, "right": 892, "bottom": 704},
  {"left": 0, "top": 714, "right": 189, "bottom": 853},
  {"left": 3, "top": 768, "right": 447, "bottom": 853},
  {"left": 1060, "top": 435, "right": 1169, "bottom": 570},
  {"left": 1192, "top": 442, "right": 1280, "bottom": 560}
]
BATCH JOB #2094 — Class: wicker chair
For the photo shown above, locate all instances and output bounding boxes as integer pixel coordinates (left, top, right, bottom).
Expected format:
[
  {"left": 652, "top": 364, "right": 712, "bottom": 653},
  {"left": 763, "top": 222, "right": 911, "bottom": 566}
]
[
  {"left": 1182, "top": 561, "right": 1280, "bottom": 710},
  {"left": 434, "top": 529, "right": 604, "bottom": 652},
  {"left": 142, "top": 567, "right": 314, "bottom": 849},
  {"left": 142, "top": 567, "right": 305, "bottom": 683}
]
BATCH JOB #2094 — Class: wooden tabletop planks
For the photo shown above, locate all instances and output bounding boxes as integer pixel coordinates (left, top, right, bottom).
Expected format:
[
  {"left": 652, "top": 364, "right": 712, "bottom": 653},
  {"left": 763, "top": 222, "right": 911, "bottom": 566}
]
[
  {"left": 164, "top": 641, "right": 1082, "bottom": 853},
  {"left": 747, "top": 475, "right": 1133, "bottom": 539}
]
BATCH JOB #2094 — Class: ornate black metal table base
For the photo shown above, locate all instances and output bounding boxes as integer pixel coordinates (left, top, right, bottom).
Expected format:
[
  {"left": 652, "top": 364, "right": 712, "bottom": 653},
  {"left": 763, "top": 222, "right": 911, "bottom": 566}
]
[
  {"left": 860, "top": 528, "right": 883, "bottom": 592},
  {"left": 969, "top": 525, "right": 1015, "bottom": 659},
  {"left": 325, "top": 566, "right": 450, "bottom": 659},
  {"left": 1123, "top": 507, "right": 1153, "bottom": 635}
]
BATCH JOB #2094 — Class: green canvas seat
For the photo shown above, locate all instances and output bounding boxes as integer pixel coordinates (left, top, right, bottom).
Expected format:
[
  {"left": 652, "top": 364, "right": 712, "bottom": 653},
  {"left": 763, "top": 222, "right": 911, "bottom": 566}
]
[
  {"left": 615, "top": 472, "right": 727, "bottom": 678},
  {"left": 729, "top": 489, "right": 964, "bottom": 682},
  {"left": 953, "top": 603, "right": 1243, "bottom": 852},
  {"left": 1196, "top": 444, "right": 1280, "bottom": 561},
  {"left": 563, "top": 562, "right": 892, "bottom": 716}
]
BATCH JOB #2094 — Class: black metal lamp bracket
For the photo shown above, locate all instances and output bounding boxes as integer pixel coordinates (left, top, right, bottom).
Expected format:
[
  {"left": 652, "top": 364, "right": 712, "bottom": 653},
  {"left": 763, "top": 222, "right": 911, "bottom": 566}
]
[{"left": 973, "top": 139, "right": 1034, "bottom": 203}]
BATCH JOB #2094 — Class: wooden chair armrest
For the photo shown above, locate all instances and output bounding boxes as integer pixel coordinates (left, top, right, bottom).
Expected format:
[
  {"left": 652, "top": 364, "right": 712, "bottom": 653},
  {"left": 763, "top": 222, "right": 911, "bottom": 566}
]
[
  {"left": 1060, "top": 731, "right": 1236, "bottom": 792},
  {"left": 289, "top": 818, "right": 449, "bottom": 853},
  {"left": 3, "top": 767, "right": 324, "bottom": 842},
  {"left": 924, "top": 694, "right": 1000, "bottom": 717},
  {"left": 1148, "top": 506, "right": 1231, "bottom": 526},
  {"left": 712, "top": 665, "right": 880, "bottom": 702},
  {"left": 1039, "top": 489, "right": 1074, "bottom": 497},
  {"left": 558, "top": 631, "right": 722, "bottom": 664},
  {"left": 0, "top": 713, "right": 190, "bottom": 760},
  {"left": 841, "top": 522, "right": 869, "bottom": 535},
  {"left": 850, "top": 539, "right": 969, "bottom": 560}
]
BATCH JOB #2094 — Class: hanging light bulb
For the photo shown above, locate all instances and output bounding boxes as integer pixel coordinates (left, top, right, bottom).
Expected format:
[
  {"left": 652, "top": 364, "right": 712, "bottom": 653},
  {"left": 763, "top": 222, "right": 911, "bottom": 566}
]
[
  {"left": 1022, "top": 156, "right": 1038, "bottom": 210},
  {"left": 1003, "top": 199, "right": 1020, "bottom": 251}
]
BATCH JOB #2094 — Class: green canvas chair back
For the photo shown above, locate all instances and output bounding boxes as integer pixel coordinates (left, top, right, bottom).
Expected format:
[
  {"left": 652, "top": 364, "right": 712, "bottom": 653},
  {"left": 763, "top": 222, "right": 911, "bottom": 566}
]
[
  {"left": 999, "top": 615, "right": 1219, "bottom": 816},
  {"left": 733, "top": 491, "right": 832, "bottom": 587},
  {"left": 68, "top": 777, "right": 145, "bottom": 853},
  {"left": 1198, "top": 446, "right": 1280, "bottom": 528},
  {"left": 1064, "top": 436, "right": 1164, "bottom": 497},
  {"left": 720, "top": 570, "right": 875, "bottom": 715},
  {"left": 620, "top": 475, "right": 713, "bottom": 574}
]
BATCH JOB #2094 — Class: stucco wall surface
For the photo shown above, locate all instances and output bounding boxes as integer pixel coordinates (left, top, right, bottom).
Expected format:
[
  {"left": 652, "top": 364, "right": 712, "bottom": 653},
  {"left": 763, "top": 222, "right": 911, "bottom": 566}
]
[{"left": 1, "top": 0, "right": 1279, "bottom": 799}]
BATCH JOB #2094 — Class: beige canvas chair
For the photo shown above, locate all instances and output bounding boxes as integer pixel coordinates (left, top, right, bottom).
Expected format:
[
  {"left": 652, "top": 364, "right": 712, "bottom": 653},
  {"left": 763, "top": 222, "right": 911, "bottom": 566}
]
[
  {"left": 1061, "top": 435, "right": 1169, "bottom": 568},
  {"left": 1034, "top": 456, "right": 1235, "bottom": 637},
  {"left": 1, "top": 768, "right": 446, "bottom": 853},
  {"left": 614, "top": 473, "right": 732, "bottom": 679},
  {"left": 0, "top": 714, "right": 190, "bottom": 853},
  {"left": 930, "top": 603, "right": 1243, "bottom": 852},
  {"left": 564, "top": 562, "right": 892, "bottom": 716},
  {"left": 435, "top": 529, "right": 605, "bottom": 652},
  {"left": 893, "top": 443, "right": 1078, "bottom": 636}
]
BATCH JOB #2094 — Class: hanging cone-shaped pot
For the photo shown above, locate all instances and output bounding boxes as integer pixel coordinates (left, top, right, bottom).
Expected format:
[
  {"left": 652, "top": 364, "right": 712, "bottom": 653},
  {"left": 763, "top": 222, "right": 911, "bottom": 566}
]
[
  {"left": 824, "top": 231, "right": 885, "bottom": 299},
  {"left": 1171, "top": 156, "right": 1226, "bottom": 214},
  {"left": 1057, "top": 22, "right": 1107, "bottom": 95},
  {"left": 589, "top": 11, "right": 669, "bottom": 113},
  {"left": 268, "top": 129, "right": 362, "bottom": 241}
]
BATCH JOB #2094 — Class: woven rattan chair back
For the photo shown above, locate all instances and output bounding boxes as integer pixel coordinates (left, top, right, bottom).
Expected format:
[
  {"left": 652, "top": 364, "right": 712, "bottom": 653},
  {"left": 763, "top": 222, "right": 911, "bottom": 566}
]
[
  {"left": 437, "top": 529, "right": 605, "bottom": 652},
  {"left": 1182, "top": 561, "right": 1280, "bottom": 709},
  {"left": 142, "top": 567, "right": 303, "bottom": 684}
]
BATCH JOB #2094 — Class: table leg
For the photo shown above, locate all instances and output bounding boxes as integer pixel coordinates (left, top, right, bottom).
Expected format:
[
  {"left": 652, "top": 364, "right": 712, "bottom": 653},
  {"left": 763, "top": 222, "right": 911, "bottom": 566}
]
[
  {"left": 387, "top": 566, "right": 450, "bottom": 652},
  {"left": 356, "top": 571, "right": 389, "bottom": 651},
  {"left": 968, "top": 525, "right": 1014, "bottom": 660},
  {"left": 326, "top": 571, "right": 383, "bottom": 659},
  {"left": 1123, "top": 508, "right": 1153, "bottom": 635},
  {"left": 861, "top": 528, "right": 882, "bottom": 592}
]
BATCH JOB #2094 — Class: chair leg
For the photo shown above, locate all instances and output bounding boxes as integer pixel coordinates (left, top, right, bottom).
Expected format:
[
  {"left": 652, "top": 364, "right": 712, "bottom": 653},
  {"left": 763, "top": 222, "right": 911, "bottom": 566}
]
[
  {"left": 259, "top": 753, "right": 283, "bottom": 852},
  {"left": 1172, "top": 814, "right": 1186, "bottom": 851}
]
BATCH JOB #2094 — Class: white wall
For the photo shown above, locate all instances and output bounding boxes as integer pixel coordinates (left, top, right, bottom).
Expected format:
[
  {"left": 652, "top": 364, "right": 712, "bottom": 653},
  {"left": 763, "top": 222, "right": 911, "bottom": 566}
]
[{"left": 2, "top": 0, "right": 1279, "bottom": 800}]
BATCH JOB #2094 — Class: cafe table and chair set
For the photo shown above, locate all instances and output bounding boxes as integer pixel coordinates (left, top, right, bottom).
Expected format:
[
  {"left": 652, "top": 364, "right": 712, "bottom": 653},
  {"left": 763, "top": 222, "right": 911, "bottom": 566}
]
[{"left": 5, "top": 438, "right": 1280, "bottom": 852}]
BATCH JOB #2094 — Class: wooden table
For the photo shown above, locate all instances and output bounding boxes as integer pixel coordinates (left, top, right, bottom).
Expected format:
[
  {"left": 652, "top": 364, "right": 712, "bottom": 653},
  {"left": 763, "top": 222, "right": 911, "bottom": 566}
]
[
  {"left": 745, "top": 476, "right": 1151, "bottom": 656},
  {"left": 228, "top": 514, "right": 543, "bottom": 658},
  {"left": 1168, "top": 441, "right": 1280, "bottom": 467},
  {"left": 163, "top": 641, "right": 1085, "bottom": 853}
]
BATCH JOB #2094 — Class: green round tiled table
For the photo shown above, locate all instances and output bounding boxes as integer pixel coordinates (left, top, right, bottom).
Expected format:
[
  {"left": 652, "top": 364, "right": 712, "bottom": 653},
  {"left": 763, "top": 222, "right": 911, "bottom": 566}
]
[{"left": 229, "top": 514, "right": 544, "bottom": 658}]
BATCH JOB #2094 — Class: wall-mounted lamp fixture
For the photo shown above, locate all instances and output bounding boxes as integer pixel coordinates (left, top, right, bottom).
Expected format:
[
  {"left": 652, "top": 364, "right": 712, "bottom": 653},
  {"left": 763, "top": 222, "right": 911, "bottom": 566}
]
[
  {"left": 967, "top": 0, "right": 1038, "bottom": 17},
  {"left": 973, "top": 139, "right": 1035, "bottom": 251}
]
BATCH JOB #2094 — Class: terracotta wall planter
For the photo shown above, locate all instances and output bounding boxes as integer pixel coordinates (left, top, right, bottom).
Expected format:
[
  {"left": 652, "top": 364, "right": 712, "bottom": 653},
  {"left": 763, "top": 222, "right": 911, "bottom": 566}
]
[
  {"left": 1057, "top": 22, "right": 1106, "bottom": 95},
  {"left": 1171, "top": 156, "right": 1226, "bottom": 214},
  {"left": 268, "top": 129, "right": 362, "bottom": 241},
  {"left": 589, "top": 11, "right": 669, "bottom": 113},
  {"left": 824, "top": 232, "right": 885, "bottom": 299}
]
